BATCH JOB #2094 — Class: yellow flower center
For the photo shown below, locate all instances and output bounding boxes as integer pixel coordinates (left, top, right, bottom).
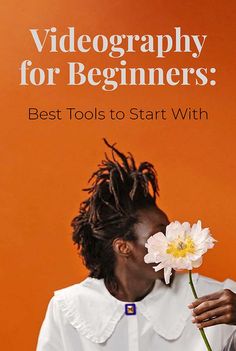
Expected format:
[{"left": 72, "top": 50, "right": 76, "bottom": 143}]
[{"left": 166, "top": 235, "right": 195, "bottom": 258}]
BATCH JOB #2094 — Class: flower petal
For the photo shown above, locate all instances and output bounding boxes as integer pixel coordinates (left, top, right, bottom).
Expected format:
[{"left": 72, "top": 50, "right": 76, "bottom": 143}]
[
  {"left": 164, "top": 266, "right": 172, "bottom": 284},
  {"left": 182, "top": 221, "right": 191, "bottom": 233},
  {"left": 165, "top": 221, "right": 183, "bottom": 240},
  {"left": 192, "top": 256, "right": 203, "bottom": 268},
  {"left": 144, "top": 252, "right": 156, "bottom": 264},
  {"left": 153, "top": 262, "right": 165, "bottom": 272}
]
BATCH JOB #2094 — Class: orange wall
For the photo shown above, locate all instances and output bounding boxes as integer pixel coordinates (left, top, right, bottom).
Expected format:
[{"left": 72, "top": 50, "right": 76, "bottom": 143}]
[{"left": 1, "top": 1, "right": 236, "bottom": 349}]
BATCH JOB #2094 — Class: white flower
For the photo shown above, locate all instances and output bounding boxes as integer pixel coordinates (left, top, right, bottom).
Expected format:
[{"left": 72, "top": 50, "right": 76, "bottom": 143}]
[{"left": 144, "top": 220, "right": 217, "bottom": 284}]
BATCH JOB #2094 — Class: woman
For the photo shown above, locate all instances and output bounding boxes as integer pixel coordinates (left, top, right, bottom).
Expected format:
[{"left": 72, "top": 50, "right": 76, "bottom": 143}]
[{"left": 36, "top": 138, "right": 236, "bottom": 350}]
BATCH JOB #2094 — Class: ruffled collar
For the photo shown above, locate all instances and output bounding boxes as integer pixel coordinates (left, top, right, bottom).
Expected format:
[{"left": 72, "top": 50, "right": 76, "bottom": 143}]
[{"left": 54, "top": 272, "right": 199, "bottom": 343}]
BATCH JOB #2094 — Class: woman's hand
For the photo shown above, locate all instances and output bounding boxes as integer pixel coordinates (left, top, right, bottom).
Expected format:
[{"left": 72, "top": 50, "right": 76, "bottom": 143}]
[{"left": 188, "top": 289, "right": 236, "bottom": 328}]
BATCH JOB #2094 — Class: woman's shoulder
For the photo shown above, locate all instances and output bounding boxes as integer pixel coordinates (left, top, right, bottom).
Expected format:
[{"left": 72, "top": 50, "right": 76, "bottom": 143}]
[
  {"left": 170, "top": 272, "right": 236, "bottom": 297},
  {"left": 48, "top": 276, "right": 124, "bottom": 344},
  {"left": 196, "top": 274, "right": 236, "bottom": 294},
  {"left": 53, "top": 276, "right": 105, "bottom": 300}
]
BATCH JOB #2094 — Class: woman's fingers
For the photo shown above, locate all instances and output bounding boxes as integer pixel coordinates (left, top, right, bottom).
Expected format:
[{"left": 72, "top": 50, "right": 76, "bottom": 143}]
[
  {"left": 191, "top": 296, "right": 223, "bottom": 315},
  {"left": 194, "top": 315, "right": 227, "bottom": 328},
  {"left": 188, "top": 290, "right": 224, "bottom": 309},
  {"left": 192, "top": 305, "right": 233, "bottom": 325}
]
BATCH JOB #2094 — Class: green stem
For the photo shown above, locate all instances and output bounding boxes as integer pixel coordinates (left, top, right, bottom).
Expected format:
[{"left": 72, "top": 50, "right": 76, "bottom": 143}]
[{"left": 189, "top": 270, "right": 213, "bottom": 351}]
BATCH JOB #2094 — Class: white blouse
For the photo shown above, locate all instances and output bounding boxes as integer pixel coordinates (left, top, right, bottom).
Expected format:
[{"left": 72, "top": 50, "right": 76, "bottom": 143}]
[{"left": 36, "top": 273, "right": 236, "bottom": 351}]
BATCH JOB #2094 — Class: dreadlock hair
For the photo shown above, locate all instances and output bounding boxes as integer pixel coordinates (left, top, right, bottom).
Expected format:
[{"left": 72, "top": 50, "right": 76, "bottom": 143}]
[{"left": 71, "top": 138, "right": 160, "bottom": 290}]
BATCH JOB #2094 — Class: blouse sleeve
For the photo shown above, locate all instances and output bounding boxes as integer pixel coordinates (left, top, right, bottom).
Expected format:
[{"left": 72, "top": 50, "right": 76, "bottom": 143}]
[
  {"left": 223, "top": 331, "right": 236, "bottom": 351},
  {"left": 36, "top": 297, "right": 64, "bottom": 351},
  {"left": 222, "top": 279, "right": 236, "bottom": 351},
  {"left": 223, "top": 279, "right": 236, "bottom": 293}
]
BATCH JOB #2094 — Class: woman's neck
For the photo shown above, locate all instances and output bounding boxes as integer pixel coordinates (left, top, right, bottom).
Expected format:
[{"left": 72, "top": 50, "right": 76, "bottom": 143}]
[
  {"left": 105, "top": 270, "right": 175, "bottom": 302},
  {"left": 105, "top": 272, "right": 156, "bottom": 302}
]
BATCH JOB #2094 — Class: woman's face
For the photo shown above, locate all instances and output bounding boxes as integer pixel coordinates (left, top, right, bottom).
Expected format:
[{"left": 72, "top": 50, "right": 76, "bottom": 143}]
[{"left": 129, "top": 205, "right": 170, "bottom": 281}]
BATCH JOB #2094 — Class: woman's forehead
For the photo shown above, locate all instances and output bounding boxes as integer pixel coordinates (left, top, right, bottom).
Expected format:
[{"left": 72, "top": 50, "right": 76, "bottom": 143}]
[{"left": 134, "top": 206, "right": 169, "bottom": 240}]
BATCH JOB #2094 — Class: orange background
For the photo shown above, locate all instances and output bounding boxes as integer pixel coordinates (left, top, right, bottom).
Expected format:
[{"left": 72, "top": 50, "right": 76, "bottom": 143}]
[{"left": 1, "top": 1, "right": 236, "bottom": 349}]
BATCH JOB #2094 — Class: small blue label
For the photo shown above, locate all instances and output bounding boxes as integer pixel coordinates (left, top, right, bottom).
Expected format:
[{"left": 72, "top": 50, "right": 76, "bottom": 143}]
[{"left": 125, "top": 303, "right": 136, "bottom": 315}]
